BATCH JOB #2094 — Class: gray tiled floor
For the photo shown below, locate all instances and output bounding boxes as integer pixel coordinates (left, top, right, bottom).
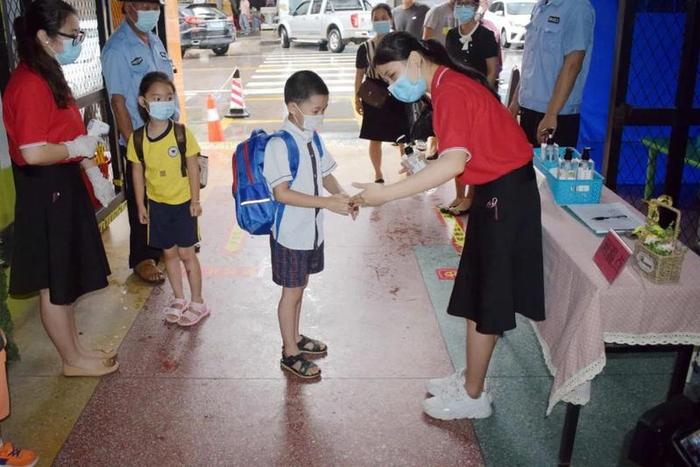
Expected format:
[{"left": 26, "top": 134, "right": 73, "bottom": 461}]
[{"left": 414, "top": 245, "right": 695, "bottom": 467}]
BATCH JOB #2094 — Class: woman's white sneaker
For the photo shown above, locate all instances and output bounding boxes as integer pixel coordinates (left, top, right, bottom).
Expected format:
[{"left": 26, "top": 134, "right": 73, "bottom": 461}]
[
  {"left": 426, "top": 369, "right": 492, "bottom": 404},
  {"left": 426, "top": 367, "right": 465, "bottom": 397},
  {"left": 422, "top": 387, "right": 493, "bottom": 420}
]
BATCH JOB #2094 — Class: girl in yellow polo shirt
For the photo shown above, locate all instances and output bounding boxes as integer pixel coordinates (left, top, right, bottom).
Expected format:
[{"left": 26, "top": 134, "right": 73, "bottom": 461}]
[{"left": 127, "top": 72, "right": 210, "bottom": 327}]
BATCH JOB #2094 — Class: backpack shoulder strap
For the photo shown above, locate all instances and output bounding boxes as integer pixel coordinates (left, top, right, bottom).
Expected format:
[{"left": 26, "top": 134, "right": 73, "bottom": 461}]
[
  {"left": 173, "top": 122, "right": 188, "bottom": 177},
  {"left": 312, "top": 132, "right": 324, "bottom": 158},
  {"left": 133, "top": 127, "right": 146, "bottom": 166},
  {"left": 270, "top": 130, "right": 301, "bottom": 239},
  {"left": 272, "top": 130, "right": 301, "bottom": 178}
]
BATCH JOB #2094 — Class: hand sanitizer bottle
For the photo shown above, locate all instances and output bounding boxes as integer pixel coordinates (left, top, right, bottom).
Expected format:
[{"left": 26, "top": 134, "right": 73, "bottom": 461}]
[
  {"left": 402, "top": 145, "right": 427, "bottom": 175},
  {"left": 576, "top": 147, "right": 594, "bottom": 180},
  {"left": 548, "top": 136, "right": 559, "bottom": 162},
  {"left": 558, "top": 148, "right": 576, "bottom": 180},
  {"left": 540, "top": 129, "right": 557, "bottom": 162},
  {"left": 401, "top": 142, "right": 437, "bottom": 194},
  {"left": 87, "top": 119, "right": 110, "bottom": 137}
]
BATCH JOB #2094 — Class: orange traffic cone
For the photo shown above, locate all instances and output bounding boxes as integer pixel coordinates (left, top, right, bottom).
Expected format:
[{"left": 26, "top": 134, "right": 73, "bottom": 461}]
[
  {"left": 206, "top": 94, "right": 224, "bottom": 142},
  {"left": 226, "top": 68, "right": 250, "bottom": 119}
]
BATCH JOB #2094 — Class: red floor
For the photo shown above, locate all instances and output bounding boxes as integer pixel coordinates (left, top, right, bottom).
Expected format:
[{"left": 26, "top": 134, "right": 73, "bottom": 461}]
[{"left": 50, "top": 146, "right": 483, "bottom": 466}]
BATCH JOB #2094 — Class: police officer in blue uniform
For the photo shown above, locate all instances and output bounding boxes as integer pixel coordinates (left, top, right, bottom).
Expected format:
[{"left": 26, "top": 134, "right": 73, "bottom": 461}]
[
  {"left": 509, "top": 0, "right": 595, "bottom": 148},
  {"left": 102, "top": 0, "right": 178, "bottom": 284}
]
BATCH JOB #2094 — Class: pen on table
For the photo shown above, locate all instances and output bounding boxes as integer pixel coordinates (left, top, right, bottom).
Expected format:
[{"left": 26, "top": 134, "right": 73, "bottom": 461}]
[{"left": 592, "top": 215, "right": 628, "bottom": 221}]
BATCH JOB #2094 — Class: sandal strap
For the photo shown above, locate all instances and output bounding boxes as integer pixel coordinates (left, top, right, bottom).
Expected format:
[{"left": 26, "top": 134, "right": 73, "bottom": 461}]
[
  {"left": 180, "top": 309, "right": 200, "bottom": 322},
  {"left": 281, "top": 354, "right": 318, "bottom": 376},
  {"left": 164, "top": 300, "right": 187, "bottom": 316},
  {"left": 298, "top": 335, "right": 327, "bottom": 352}
]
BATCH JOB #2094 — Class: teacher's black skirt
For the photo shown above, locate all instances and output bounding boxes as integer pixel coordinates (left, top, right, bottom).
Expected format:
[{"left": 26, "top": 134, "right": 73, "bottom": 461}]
[
  {"left": 10, "top": 163, "right": 110, "bottom": 305},
  {"left": 447, "top": 162, "right": 545, "bottom": 334}
]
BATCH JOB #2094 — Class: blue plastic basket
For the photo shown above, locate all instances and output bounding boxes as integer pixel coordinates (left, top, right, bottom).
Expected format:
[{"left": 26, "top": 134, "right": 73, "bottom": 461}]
[{"left": 533, "top": 147, "right": 603, "bottom": 205}]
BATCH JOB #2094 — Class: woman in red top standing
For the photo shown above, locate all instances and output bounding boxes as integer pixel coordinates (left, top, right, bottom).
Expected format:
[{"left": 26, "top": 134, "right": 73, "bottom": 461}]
[
  {"left": 354, "top": 32, "right": 544, "bottom": 420},
  {"left": 3, "top": 0, "right": 117, "bottom": 376}
]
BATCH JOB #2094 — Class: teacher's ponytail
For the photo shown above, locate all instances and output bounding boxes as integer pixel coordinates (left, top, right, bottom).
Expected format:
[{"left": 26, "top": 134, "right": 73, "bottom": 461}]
[{"left": 373, "top": 31, "right": 499, "bottom": 99}]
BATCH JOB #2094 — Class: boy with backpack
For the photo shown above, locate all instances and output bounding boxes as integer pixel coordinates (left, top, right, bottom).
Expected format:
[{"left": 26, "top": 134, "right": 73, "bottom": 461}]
[{"left": 262, "top": 71, "right": 356, "bottom": 379}]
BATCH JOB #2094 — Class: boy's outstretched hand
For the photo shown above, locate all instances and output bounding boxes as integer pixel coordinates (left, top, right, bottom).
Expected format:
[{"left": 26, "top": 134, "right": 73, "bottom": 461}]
[{"left": 325, "top": 193, "right": 353, "bottom": 216}]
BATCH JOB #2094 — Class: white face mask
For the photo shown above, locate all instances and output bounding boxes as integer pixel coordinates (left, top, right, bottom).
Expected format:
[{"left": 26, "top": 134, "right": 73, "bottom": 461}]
[
  {"left": 302, "top": 113, "right": 324, "bottom": 132},
  {"left": 293, "top": 104, "right": 324, "bottom": 132}
]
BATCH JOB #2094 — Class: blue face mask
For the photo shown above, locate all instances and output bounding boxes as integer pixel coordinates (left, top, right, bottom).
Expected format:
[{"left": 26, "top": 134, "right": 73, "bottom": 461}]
[
  {"left": 454, "top": 5, "right": 476, "bottom": 24},
  {"left": 147, "top": 101, "right": 175, "bottom": 120},
  {"left": 372, "top": 20, "right": 391, "bottom": 35},
  {"left": 135, "top": 10, "right": 160, "bottom": 32},
  {"left": 55, "top": 39, "right": 82, "bottom": 65},
  {"left": 388, "top": 71, "right": 427, "bottom": 103}
]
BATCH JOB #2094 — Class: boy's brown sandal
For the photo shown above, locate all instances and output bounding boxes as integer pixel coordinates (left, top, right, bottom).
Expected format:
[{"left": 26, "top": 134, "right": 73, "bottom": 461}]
[
  {"left": 280, "top": 353, "right": 321, "bottom": 380},
  {"left": 297, "top": 335, "right": 327, "bottom": 355}
]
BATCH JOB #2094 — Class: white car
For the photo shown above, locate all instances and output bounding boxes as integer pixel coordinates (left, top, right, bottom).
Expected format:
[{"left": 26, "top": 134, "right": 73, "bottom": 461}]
[
  {"left": 278, "top": 0, "right": 372, "bottom": 53},
  {"left": 484, "top": 0, "right": 535, "bottom": 48}
]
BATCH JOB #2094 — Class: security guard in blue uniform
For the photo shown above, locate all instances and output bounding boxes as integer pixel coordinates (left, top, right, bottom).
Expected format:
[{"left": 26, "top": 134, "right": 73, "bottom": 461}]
[
  {"left": 509, "top": 0, "right": 595, "bottom": 148},
  {"left": 102, "top": 0, "right": 178, "bottom": 284}
]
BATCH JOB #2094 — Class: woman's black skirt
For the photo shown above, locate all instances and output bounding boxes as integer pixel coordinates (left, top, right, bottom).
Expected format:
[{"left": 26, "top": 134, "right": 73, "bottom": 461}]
[
  {"left": 359, "top": 78, "right": 410, "bottom": 143},
  {"left": 447, "top": 162, "right": 545, "bottom": 334},
  {"left": 10, "top": 162, "right": 110, "bottom": 305}
]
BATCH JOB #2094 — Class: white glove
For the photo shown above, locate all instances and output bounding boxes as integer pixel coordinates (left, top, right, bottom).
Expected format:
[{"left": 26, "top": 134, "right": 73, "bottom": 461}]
[
  {"left": 65, "top": 135, "right": 99, "bottom": 160},
  {"left": 85, "top": 166, "right": 114, "bottom": 207}
]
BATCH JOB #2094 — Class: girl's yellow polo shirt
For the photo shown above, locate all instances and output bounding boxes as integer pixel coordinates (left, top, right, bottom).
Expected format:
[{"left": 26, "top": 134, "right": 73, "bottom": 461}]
[{"left": 126, "top": 121, "right": 200, "bottom": 205}]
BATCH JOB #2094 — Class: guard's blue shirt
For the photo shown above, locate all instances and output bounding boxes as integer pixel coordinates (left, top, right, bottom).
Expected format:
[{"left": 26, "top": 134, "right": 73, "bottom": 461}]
[
  {"left": 519, "top": 0, "right": 595, "bottom": 115},
  {"left": 101, "top": 22, "right": 177, "bottom": 144}
]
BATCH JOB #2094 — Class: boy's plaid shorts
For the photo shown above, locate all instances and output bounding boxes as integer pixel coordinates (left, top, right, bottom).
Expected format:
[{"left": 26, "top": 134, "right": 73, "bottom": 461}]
[{"left": 270, "top": 236, "right": 324, "bottom": 288}]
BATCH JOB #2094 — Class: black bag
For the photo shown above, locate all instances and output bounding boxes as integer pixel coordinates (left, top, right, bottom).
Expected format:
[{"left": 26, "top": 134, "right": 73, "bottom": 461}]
[
  {"left": 358, "top": 79, "right": 388, "bottom": 108},
  {"left": 407, "top": 96, "right": 434, "bottom": 142},
  {"left": 629, "top": 395, "right": 700, "bottom": 466},
  {"left": 357, "top": 40, "right": 389, "bottom": 109}
]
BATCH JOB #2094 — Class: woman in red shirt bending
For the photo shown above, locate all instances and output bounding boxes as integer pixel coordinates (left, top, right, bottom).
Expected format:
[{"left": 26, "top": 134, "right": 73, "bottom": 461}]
[
  {"left": 354, "top": 32, "right": 544, "bottom": 420},
  {"left": 3, "top": 0, "right": 117, "bottom": 376}
]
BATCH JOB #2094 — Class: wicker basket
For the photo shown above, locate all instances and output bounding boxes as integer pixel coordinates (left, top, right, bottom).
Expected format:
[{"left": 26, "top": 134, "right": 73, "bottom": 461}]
[{"left": 633, "top": 199, "right": 686, "bottom": 284}]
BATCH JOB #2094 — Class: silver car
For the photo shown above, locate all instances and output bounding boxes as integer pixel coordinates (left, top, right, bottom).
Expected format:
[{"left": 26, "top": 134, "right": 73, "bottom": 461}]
[{"left": 278, "top": 0, "right": 372, "bottom": 53}]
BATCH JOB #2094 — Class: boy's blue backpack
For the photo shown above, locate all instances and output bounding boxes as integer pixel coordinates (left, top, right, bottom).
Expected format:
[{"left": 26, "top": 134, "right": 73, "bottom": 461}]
[{"left": 232, "top": 129, "right": 323, "bottom": 236}]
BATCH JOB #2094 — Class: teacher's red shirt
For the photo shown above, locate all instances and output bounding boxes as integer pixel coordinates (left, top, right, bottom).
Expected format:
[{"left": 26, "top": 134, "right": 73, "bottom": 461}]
[
  {"left": 432, "top": 66, "right": 532, "bottom": 185},
  {"left": 3, "top": 63, "right": 85, "bottom": 166}
]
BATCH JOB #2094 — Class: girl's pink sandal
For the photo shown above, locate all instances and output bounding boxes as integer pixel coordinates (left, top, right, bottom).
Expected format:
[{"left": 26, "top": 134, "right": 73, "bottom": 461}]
[
  {"left": 164, "top": 299, "right": 189, "bottom": 324},
  {"left": 177, "top": 302, "right": 210, "bottom": 327}
]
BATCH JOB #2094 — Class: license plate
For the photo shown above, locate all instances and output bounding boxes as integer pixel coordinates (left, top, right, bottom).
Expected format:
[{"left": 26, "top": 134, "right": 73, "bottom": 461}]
[{"left": 207, "top": 20, "right": 225, "bottom": 30}]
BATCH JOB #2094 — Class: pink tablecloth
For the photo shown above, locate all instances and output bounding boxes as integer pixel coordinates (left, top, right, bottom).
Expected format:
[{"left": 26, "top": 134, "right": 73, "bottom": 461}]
[{"left": 533, "top": 171, "right": 700, "bottom": 415}]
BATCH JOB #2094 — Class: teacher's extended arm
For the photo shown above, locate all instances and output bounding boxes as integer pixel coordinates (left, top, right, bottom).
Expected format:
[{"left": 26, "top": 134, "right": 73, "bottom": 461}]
[
  {"left": 21, "top": 134, "right": 99, "bottom": 166},
  {"left": 354, "top": 150, "right": 468, "bottom": 206}
]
